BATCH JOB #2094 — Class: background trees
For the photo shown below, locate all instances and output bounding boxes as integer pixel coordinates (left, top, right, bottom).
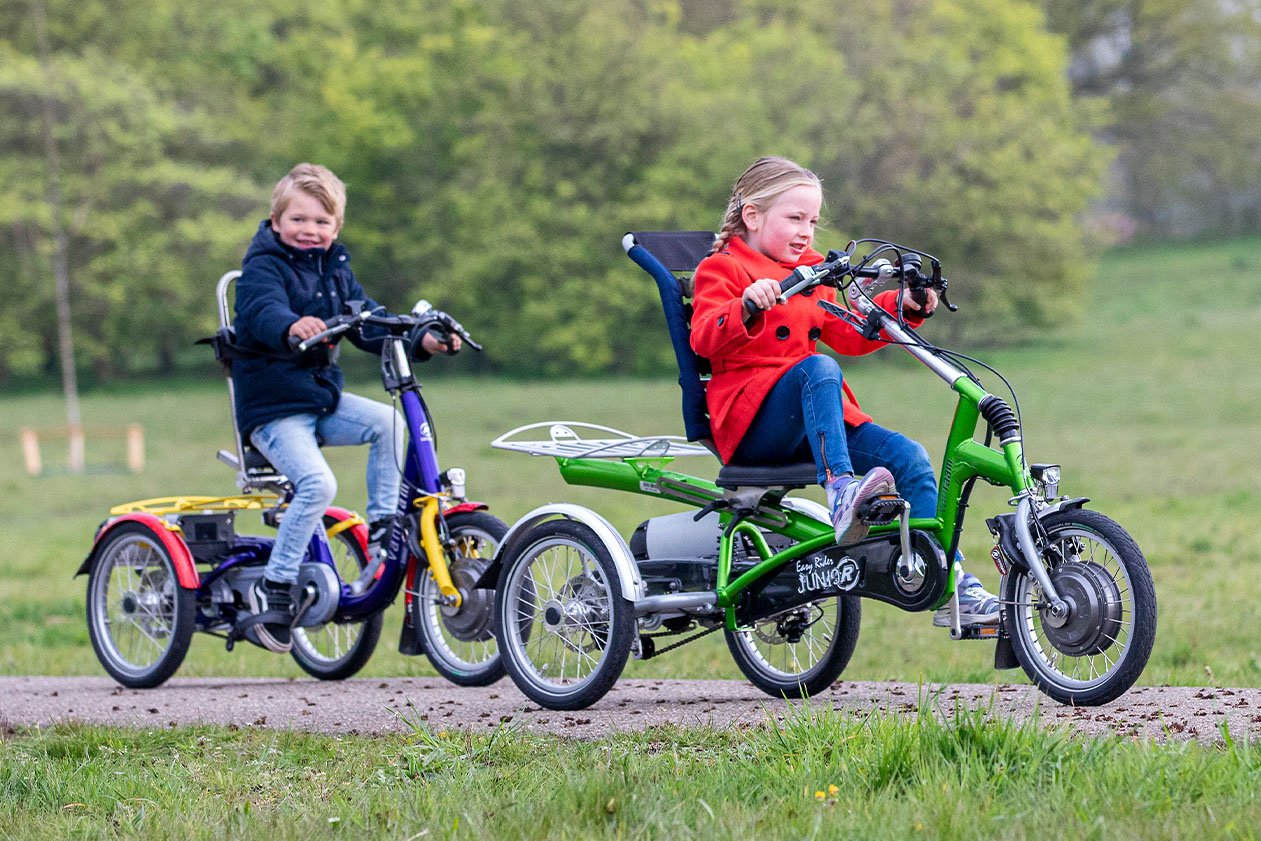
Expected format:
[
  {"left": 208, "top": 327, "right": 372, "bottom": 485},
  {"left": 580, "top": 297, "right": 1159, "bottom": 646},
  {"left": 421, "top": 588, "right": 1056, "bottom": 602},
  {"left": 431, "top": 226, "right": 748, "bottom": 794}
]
[{"left": 1, "top": 0, "right": 1252, "bottom": 380}]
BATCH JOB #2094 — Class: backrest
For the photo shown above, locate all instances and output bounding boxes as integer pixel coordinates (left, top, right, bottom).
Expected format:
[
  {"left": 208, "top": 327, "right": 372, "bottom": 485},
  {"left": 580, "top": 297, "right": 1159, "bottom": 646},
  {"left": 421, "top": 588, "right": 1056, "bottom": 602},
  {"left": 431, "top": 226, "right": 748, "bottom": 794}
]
[
  {"left": 209, "top": 270, "right": 289, "bottom": 492},
  {"left": 622, "top": 231, "right": 716, "bottom": 445}
]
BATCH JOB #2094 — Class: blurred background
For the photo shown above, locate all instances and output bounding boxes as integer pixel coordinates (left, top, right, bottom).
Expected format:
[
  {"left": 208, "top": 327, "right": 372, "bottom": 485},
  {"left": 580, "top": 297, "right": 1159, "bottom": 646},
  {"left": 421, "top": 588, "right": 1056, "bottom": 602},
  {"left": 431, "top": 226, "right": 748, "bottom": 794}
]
[{"left": 1, "top": 0, "right": 1258, "bottom": 685}]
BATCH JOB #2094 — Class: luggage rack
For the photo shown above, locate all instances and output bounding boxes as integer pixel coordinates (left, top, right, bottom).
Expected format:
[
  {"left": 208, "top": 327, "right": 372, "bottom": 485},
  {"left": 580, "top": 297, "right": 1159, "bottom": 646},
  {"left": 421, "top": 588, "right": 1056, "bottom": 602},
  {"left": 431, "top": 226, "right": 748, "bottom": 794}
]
[{"left": 491, "top": 422, "right": 714, "bottom": 460}]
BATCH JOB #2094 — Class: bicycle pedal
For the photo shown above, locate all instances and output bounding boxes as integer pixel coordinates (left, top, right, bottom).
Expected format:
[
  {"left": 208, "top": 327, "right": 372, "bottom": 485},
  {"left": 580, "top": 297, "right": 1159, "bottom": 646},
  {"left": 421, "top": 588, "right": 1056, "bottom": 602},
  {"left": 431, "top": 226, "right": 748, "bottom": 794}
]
[
  {"left": 955, "top": 624, "right": 1001, "bottom": 640},
  {"left": 857, "top": 494, "right": 905, "bottom": 525}
]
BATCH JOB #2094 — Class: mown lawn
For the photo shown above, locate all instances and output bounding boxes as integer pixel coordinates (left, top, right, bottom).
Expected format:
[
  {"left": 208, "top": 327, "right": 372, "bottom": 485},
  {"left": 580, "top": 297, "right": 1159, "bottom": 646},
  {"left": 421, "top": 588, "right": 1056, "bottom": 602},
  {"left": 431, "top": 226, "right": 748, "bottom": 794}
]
[{"left": 4, "top": 705, "right": 1261, "bottom": 840}]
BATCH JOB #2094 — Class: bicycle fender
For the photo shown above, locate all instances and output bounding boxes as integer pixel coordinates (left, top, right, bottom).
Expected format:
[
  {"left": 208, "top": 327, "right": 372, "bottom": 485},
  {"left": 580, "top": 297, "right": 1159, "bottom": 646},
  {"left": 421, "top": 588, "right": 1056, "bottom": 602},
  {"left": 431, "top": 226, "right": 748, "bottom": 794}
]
[
  {"left": 78, "top": 513, "right": 199, "bottom": 589},
  {"left": 324, "top": 506, "right": 367, "bottom": 553},
  {"left": 480, "top": 504, "right": 645, "bottom": 602},
  {"left": 443, "top": 501, "right": 490, "bottom": 517}
]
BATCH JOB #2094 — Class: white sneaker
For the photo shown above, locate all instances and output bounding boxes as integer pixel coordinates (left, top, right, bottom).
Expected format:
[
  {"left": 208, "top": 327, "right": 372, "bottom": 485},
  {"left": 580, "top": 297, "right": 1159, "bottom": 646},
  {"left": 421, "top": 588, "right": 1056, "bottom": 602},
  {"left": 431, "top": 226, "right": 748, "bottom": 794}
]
[{"left": 829, "top": 468, "right": 896, "bottom": 545}]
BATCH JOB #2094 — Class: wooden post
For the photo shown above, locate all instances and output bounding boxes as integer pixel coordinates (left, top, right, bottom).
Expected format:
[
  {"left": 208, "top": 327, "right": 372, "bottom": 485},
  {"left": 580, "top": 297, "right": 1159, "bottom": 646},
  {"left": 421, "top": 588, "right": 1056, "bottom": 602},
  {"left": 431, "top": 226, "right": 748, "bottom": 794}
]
[
  {"left": 67, "top": 422, "right": 85, "bottom": 474},
  {"left": 126, "top": 424, "right": 145, "bottom": 473},
  {"left": 19, "top": 427, "right": 42, "bottom": 476}
]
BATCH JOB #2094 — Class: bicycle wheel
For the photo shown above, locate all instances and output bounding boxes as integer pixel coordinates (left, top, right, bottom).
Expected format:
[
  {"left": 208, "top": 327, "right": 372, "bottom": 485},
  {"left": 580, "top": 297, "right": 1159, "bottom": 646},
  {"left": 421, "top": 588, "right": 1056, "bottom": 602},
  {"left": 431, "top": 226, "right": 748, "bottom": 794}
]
[
  {"left": 495, "top": 519, "right": 633, "bottom": 710},
  {"left": 726, "top": 596, "right": 861, "bottom": 698},
  {"left": 290, "top": 514, "right": 383, "bottom": 680},
  {"left": 411, "top": 510, "right": 508, "bottom": 686},
  {"left": 86, "top": 523, "right": 195, "bottom": 688},
  {"left": 1002, "top": 509, "right": 1157, "bottom": 706}
]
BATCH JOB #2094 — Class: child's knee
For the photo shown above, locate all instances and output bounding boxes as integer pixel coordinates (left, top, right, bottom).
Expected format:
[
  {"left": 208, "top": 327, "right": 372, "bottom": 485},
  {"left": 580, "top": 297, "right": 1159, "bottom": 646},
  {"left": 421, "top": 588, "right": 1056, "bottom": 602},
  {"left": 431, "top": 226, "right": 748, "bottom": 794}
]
[
  {"left": 798, "top": 353, "right": 842, "bottom": 381},
  {"left": 295, "top": 467, "right": 337, "bottom": 505}
]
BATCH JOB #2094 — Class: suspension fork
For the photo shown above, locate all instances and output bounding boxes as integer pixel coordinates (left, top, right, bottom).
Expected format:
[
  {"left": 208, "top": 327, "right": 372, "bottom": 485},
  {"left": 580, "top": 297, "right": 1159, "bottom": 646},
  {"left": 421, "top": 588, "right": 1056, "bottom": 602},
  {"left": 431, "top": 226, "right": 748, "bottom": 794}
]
[{"left": 417, "top": 495, "right": 461, "bottom": 607}]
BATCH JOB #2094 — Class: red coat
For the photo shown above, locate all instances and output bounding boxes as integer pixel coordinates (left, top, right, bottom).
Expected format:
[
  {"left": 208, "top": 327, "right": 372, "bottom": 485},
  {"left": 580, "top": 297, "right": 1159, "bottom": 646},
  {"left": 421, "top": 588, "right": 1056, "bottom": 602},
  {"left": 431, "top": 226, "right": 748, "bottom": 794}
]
[{"left": 689, "top": 236, "right": 918, "bottom": 463}]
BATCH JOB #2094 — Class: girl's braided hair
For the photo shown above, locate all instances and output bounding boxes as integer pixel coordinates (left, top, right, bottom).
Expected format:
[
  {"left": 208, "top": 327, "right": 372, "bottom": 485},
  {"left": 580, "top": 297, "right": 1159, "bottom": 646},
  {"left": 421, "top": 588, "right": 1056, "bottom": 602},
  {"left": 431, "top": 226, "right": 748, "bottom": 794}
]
[{"left": 711, "top": 156, "right": 822, "bottom": 254}]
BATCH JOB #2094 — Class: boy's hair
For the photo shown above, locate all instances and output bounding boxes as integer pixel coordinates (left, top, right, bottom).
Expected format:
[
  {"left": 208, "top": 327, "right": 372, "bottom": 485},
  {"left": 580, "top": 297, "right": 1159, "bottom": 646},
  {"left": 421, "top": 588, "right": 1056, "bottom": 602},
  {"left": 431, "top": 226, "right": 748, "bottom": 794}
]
[
  {"left": 712, "top": 156, "right": 822, "bottom": 254},
  {"left": 270, "top": 163, "right": 347, "bottom": 227}
]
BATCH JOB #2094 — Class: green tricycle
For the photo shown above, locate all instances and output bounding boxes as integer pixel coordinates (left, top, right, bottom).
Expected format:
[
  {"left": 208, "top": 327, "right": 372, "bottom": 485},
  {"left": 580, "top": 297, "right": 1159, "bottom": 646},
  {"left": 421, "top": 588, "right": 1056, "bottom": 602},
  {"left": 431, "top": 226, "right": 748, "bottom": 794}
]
[{"left": 483, "top": 231, "right": 1156, "bottom": 711}]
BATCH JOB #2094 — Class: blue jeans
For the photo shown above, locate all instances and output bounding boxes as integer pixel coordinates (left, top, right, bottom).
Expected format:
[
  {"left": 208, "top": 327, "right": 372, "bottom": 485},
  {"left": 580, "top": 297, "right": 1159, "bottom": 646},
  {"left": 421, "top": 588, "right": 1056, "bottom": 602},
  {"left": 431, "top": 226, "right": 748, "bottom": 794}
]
[
  {"left": 733, "top": 355, "right": 939, "bottom": 517},
  {"left": 249, "top": 392, "right": 405, "bottom": 582}
]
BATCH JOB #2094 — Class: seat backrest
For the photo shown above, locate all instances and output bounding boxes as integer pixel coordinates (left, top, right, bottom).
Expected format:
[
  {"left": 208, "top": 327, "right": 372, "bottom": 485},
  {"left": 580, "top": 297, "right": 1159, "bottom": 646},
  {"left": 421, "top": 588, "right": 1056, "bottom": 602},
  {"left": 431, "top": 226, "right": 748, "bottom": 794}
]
[{"left": 622, "top": 231, "right": 716, "bottom": 446}]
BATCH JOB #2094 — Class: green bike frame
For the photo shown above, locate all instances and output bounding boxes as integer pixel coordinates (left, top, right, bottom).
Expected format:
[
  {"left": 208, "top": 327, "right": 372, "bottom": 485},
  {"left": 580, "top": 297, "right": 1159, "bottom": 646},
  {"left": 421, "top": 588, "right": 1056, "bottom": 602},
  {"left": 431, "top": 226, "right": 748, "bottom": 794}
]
[{"left": 550, "top": 301, "right": 1033, "bottom": 631}]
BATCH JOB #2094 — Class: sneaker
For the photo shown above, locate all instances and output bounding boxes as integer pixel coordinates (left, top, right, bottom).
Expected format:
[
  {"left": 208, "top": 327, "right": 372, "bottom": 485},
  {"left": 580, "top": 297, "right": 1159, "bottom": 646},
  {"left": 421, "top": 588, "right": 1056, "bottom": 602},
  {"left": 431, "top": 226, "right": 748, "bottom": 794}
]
[
  {"left": 366, "top": 518, "right": 392, "bottom": 566},
  {"left": 933, "top": 571, "right": 1001, "bottom": 627},
  {"left": 247, "top": 577, "right": 294, "bottom": 653},
  {"left": 828, "top": 467, "right": 896, "bottom": 545}
]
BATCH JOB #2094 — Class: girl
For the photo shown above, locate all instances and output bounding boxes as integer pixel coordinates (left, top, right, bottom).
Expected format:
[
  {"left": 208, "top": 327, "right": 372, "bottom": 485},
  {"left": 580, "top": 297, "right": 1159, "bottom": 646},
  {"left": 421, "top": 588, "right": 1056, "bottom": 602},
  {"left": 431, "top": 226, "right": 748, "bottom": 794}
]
[{"left": 689, "top": 156, "right": 998, "bottom": 627}]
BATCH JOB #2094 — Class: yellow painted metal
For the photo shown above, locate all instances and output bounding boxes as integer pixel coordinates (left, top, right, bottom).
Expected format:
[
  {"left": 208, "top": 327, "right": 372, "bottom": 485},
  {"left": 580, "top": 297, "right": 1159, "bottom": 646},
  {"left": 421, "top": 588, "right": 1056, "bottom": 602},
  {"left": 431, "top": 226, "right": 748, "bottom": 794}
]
[
  {"left": 325, "top": 513, "right": 366, "bottom": 540},
  {"left": 418, "top": 496, "right": 461, "bottom": 606},
  {"left": 109, "top": 494, "right": 282, "bottom": 516}
]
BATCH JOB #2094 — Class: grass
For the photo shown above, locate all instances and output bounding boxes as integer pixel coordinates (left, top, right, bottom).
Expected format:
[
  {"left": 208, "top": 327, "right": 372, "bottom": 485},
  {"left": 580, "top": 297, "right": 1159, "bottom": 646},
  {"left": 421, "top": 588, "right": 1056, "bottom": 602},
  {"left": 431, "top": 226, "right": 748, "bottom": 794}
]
[
  {"left": 4, "top": 704, "right": 1261, "bottom": 840},
  {"left": 1, "top": 235, "right": 1260, "bottom": 688}
]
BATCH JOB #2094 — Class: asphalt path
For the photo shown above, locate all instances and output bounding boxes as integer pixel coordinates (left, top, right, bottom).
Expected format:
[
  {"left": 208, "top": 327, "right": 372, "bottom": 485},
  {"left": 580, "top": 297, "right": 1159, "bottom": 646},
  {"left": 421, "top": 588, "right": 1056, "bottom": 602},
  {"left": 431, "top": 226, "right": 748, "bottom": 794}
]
[{"left": 2, "top": 676, "right": 1257, "bottom": 742}]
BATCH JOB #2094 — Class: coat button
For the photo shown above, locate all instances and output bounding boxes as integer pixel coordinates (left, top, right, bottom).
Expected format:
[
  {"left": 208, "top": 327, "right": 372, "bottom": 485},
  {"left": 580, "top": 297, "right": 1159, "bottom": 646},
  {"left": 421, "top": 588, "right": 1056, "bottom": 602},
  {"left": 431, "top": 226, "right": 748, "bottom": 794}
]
[
  {"left": 775, "top": 326, "right": 790, "bottom": 340},
  {"left": 808, "top": 327, "right": 822, "bottom": 341},
  {"left": 717, "top": 315, "right": 726, "bottom": 326}
]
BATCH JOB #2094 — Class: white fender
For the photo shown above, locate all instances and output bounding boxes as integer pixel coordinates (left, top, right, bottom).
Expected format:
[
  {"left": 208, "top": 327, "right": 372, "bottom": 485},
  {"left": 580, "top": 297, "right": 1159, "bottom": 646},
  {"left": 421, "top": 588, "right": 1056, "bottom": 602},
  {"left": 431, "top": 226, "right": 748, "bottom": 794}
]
[
  {"left": 495, "top": 503, "right": 645, "bottom": 602},
  {"left": 781, "top": 496, "right": 830, "bottom": 523}
]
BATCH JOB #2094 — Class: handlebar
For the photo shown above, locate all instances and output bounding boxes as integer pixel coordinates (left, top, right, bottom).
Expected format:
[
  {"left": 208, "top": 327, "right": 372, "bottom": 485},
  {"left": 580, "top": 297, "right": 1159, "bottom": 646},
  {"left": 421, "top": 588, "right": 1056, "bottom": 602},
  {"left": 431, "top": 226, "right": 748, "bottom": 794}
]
[
  {"left": 292, "top": 302, "right": 483, "bottom": 354},
  {"left": 742, "top": 239, "right": 956, "bottom": 318}
]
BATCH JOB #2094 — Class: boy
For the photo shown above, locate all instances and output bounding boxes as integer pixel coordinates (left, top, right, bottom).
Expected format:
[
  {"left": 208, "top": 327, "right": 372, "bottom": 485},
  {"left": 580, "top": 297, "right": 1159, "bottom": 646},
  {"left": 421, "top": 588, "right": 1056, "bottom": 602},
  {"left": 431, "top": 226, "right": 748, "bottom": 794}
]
[{"left": 233, "top": 163, "right": 454, "bottom": 652}]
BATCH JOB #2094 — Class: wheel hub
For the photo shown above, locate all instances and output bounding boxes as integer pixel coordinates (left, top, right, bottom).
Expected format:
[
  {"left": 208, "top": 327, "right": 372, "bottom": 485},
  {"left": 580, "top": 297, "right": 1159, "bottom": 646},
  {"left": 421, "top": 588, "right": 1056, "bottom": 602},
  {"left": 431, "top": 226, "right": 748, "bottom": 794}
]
[
  {"left": 120, "top": 593, "right": 139, "bottom": 615},
  {"left": 1039, "top": 562, "right": 1122, "bottom": 656},
  {"left": 436, "top": 557, "right": 495, "bottom": 642}
]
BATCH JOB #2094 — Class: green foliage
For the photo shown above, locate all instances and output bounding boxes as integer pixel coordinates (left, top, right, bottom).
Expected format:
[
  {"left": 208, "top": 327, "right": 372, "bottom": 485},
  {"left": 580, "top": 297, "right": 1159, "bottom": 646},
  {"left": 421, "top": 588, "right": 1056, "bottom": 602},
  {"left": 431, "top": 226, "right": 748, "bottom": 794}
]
[{"left": 1, "top": 0, "right": 1110, "bottom": 376}]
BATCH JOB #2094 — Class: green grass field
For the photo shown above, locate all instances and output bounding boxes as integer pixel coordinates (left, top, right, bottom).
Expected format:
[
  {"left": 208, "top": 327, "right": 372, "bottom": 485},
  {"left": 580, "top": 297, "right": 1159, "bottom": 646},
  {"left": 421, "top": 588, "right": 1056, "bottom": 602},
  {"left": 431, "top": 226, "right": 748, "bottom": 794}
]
[
  {"left": 2, "top": 236, "right": 1258, "bottom": 688},
  {"left": 2, "top": 237, "right": 1260, "bottom": 839}
]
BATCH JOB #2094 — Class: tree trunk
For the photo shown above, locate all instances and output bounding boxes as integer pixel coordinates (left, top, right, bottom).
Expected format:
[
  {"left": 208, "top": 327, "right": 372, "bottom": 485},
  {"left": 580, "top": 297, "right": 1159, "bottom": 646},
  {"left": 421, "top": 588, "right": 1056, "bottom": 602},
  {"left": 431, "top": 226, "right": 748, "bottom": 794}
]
[{"left": 32, "top": 0, "right": 83, "bottom": 472}]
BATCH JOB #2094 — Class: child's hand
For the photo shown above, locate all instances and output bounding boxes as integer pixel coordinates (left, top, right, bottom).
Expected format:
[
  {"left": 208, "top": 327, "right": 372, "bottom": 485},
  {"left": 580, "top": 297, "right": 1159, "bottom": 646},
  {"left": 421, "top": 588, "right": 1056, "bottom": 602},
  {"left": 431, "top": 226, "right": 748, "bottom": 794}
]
[
  {"left": 288, "top": 316, "right": 328, "bottom": 342},
  {"left": 742, "top": 278, "right": 782, "bottom": 313},
  {"left": 902, "top": 288, "right": 939, "bottom": 317},
  {"left": 421, "top": 331, "right": 462, "bottom": 355}
]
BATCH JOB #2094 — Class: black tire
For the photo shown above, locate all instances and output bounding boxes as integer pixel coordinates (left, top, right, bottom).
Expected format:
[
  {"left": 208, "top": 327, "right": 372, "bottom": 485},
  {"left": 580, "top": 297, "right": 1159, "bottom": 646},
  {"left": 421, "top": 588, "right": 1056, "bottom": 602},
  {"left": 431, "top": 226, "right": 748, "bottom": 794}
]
[
  {"left": 86, "top": 522, "right": 196, "bottom": 688},
  {"left": 411, "top": 510, "right": 508, "bottom": 686},
  {"left": 726, "top": 596, "right": 861, "bottom": 698},
  {"left": 289, "top": 515, "right": 384, "bottom": 680},
  {"left": 1002, "top": 509, "right": 1157, "bottom": 706},
  {"left": 494, "top": 519, "right": 634, "bottom": 710}
]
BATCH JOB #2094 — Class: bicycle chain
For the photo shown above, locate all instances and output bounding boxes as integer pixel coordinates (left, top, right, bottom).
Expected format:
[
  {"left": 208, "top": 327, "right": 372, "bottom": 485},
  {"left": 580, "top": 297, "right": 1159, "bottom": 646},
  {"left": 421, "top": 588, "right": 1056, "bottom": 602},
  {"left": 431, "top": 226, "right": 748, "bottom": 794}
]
[{"left": 640, "top": 623, "right": 720, "bottom": 658}]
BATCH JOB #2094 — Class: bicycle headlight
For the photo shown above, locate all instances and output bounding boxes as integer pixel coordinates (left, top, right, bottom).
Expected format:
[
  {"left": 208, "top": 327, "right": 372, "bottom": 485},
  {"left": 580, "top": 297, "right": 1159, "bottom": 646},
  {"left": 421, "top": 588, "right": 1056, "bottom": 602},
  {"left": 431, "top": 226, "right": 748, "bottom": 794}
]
[{"left": 1030, "top": 463, "right": 1061, "bottom": 498}]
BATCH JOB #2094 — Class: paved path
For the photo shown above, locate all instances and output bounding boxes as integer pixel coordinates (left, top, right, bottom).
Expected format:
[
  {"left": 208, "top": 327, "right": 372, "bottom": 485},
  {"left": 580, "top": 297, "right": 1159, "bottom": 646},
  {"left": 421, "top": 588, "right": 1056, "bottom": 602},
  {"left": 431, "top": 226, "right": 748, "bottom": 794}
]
[{"left": 3, "top": 676, "right": 1257, "bottom": 742}]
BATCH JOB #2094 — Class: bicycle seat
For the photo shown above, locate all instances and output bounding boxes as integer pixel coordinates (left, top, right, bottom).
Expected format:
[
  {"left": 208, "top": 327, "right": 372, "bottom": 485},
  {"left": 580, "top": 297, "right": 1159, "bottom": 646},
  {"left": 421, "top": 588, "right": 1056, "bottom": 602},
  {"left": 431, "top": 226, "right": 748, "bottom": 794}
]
[{"left": 714, "top": 462, "right": 817, "bottom": 490}]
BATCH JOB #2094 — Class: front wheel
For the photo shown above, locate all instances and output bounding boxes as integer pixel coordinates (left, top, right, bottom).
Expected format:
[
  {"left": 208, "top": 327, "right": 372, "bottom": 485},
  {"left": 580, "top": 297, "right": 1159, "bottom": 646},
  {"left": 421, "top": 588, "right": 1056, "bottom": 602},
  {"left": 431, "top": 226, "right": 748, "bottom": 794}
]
[
  {"left": 726, "top": 596, "right": 861, "bottom": 698},
  {"left": 86, "top": 523, "right": 195, "bottom": 688},
  {"left": 494, "top": 519, "right": 634, "bottom": 710},
  {"left": 1002, "top": 509, "right": 1156, "bottom": 706},
  {"left": 412, "top": 510, "right": 508, "bottom": 686},
  {"left": 289, "top": 514, "right": 384, "bottom": 680}
]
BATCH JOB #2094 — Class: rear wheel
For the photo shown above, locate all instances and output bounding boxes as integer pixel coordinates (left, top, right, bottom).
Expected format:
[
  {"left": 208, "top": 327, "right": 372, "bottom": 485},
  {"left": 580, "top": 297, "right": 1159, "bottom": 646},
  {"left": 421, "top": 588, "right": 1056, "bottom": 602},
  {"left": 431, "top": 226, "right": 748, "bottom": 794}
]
[
  {"left": 289, "top": 515, "right": 383, "bottom": 680},
  {"left": 726, "top": 596, "right": 861, "bottom": 698},
  {"left": 86, "top": 523, "right": 195, "bottom": 688},
  {"left": 494, "top": 519, "right": 633, "bottom": 710},
  {"left": 1002, "top": 509, "right": 1156, "bottom": 706},
  {"left": 412, "top": 510, "right": 508, "bottom": 686}
]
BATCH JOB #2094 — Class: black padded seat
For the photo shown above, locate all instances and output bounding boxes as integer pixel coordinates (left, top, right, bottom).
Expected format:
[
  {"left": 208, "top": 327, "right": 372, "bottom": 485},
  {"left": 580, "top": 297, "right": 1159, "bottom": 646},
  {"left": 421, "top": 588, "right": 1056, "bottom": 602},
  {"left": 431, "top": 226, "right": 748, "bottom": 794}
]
[
  {"left": 715, "top": 461, "right": 818, "bottom": 490},
  {"left": 243, "top": 447, "right": 278, "bottom": 472}
]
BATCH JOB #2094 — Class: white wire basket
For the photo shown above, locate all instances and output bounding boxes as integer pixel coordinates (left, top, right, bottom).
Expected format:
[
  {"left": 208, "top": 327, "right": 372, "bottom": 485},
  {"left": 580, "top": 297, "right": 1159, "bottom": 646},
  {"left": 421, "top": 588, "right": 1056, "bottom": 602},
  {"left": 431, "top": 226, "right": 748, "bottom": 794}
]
[{"left": 490, "top": 422, "right": 714, "bottom": 460}]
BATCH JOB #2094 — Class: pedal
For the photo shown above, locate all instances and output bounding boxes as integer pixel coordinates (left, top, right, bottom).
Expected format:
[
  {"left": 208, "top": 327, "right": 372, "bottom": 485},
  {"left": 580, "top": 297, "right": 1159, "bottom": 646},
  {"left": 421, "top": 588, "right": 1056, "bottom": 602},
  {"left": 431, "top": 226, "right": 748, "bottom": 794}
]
[
  {"left": 857, "top": 494, "right": 905, "bottom": 526},
  {"left": 955, "top": 624, "right": 1001, "bottom": 640}
]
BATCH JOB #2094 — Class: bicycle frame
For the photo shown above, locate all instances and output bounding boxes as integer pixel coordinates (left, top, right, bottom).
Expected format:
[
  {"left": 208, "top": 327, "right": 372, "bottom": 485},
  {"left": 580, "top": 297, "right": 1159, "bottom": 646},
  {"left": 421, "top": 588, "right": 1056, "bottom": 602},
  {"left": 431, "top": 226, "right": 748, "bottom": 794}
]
[{"left": 538, "top": 306, "right": 1033, "bottom": 632}]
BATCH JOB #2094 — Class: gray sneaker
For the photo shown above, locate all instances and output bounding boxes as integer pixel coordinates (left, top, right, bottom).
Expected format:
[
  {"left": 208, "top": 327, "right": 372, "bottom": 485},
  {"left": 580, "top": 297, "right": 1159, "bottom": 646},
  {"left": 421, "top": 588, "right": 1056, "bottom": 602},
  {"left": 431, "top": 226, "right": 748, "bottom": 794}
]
[
  {"left": 933, "top": 571, "right": 1001, "bottom": 627},
  {"left": 829, "top": 467, "right": 896, "bottom": 545},
  {"left": 247, "top": 577, "right": 294, "bottom": 653}
]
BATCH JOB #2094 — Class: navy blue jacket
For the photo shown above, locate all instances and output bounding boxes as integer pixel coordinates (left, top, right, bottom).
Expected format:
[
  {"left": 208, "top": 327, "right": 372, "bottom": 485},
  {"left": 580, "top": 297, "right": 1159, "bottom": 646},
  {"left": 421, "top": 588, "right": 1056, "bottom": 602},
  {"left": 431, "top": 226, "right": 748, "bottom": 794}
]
[{"left": 233, "top": 221, "right": 385, "bottom": 438}]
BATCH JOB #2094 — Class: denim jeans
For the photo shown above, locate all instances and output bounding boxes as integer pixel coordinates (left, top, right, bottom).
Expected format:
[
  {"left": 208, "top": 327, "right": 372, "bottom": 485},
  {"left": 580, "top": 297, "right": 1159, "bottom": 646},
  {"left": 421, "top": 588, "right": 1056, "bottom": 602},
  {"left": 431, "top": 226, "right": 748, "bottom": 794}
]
[
  {"left": 249, "top": 391, "right": 405, "bottom": 582},
  {"left": 732, "top": 355, "right": 939, "bottom": 517}
]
